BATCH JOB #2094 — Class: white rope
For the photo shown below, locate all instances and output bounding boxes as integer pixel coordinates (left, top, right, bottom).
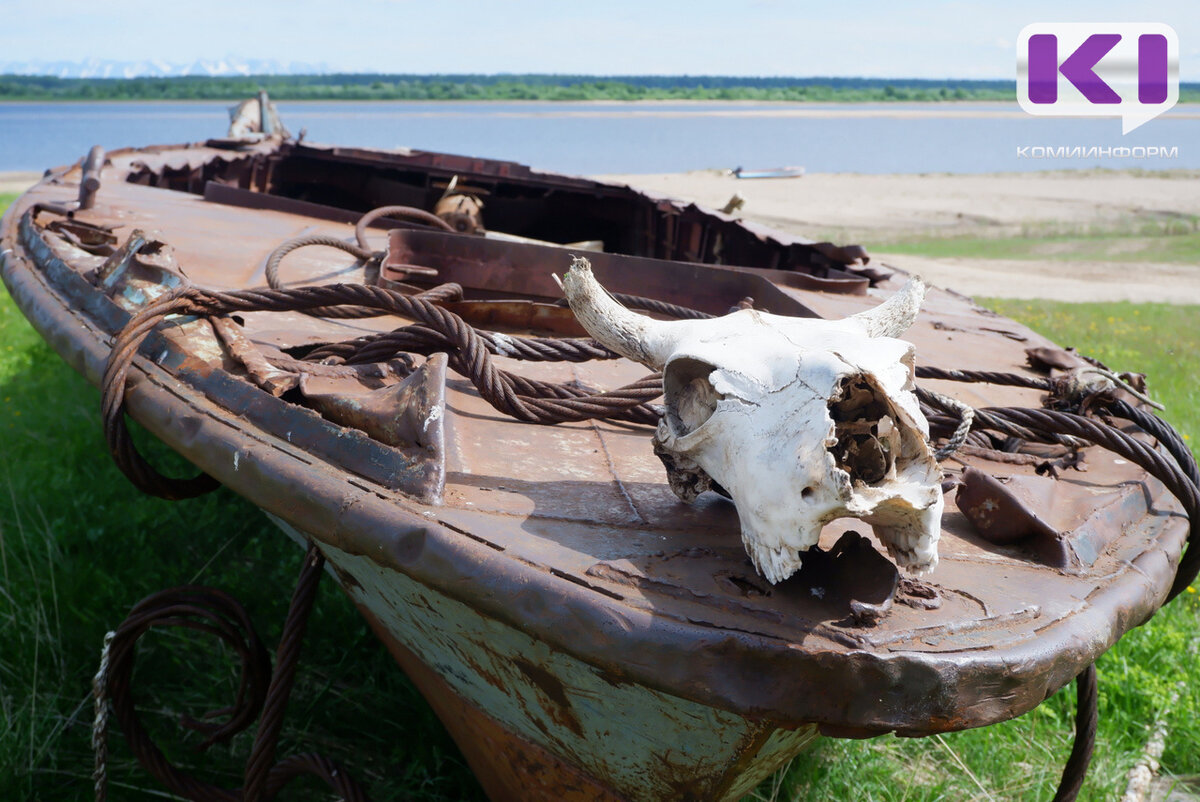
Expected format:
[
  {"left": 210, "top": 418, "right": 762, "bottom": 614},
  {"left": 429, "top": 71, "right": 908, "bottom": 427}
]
[
  {"left": 92, "top": 630, "right": 116, "bottom": 802},
  {"left": 1078, "top": 366, "right": 1165, "bottom": 410},
  {"left": 925, "top": 390, "right": 976, "bottom": 460},
  {"left": 1119, "top": 682, "right": 1182, "bottom": 802}
]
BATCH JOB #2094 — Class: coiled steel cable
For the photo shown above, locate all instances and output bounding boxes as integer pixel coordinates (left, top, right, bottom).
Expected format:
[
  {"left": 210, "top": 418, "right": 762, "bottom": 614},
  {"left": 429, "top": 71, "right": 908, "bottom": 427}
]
[
  {"left": 1105, "top": 398, "right": 1200, "bottom": 487},
  {"left": 1054, "top": 665, "right": 1100, "bottom": 802},
  {"left": 100, "top": 544, "right": 369, "bottom": 802},
  {"left": 100, "top": 289, "right": 219, "bottom": 500},
  {"left": 914, "top": 365, "right": 1053, "bottom": 391},
  {"left": 305, "top": 324, "right": 618, "bottom": 366},
  {"left": 264, "top": 234, "right": 375, "bottom": 291},
  {"left": 353, "top": 204, "right": 453, "bottom": 249},
  {"left": 263, "top": 234, "right": 383, "bottom": 319},
  {"left": 100, "top": 283, "right": 665, "bottom": 499}
]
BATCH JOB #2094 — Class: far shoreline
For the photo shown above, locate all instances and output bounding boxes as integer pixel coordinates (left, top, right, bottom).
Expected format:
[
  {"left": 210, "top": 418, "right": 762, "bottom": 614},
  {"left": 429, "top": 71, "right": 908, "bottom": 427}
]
[
  {"left": 1, "top": 97, "right": 1198, "bottom": 106},
  {"left": 2, "top": 99, "right": 1197, "bottom": 127},
  {"left": 0, "top": 98, "right": 1026, "bottom": 113}
]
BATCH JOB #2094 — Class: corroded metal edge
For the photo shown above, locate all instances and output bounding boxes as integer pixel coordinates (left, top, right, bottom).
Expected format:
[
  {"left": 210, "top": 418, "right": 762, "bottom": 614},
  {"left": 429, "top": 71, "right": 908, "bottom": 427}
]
[{"left": 0, "top": 166, "right": 1188, "bottom": 739}]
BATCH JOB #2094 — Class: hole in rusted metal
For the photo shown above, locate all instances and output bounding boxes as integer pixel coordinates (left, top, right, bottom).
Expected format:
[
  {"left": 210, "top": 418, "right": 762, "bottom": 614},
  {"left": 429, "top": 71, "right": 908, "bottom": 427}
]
[{"left": 715, "top": 571, "right": 772, "bottom": 598}]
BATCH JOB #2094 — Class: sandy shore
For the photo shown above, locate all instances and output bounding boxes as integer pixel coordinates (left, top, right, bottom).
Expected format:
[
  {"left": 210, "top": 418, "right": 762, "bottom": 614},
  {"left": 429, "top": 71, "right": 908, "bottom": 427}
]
[
  {"left": 596, "top": 170, "right": 1200, "bottom": 303},
  {"left": 0, "top": 171, "right": 40, "bottom": 194},
  {"left": 871, "top": 255, "right": 1200, "bottom": 304}
]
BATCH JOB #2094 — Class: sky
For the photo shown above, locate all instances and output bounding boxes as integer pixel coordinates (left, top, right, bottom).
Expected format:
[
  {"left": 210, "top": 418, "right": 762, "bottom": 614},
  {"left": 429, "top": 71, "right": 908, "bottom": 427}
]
[{"left": 2, "top": 0, "right": 1198, "bottom": 81}]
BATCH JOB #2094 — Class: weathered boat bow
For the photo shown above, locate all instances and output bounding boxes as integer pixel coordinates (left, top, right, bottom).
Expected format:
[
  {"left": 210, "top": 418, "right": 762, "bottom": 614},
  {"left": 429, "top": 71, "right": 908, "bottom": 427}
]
[{"left": 2, "top": 133, "right": 1196, "bottom": 801}]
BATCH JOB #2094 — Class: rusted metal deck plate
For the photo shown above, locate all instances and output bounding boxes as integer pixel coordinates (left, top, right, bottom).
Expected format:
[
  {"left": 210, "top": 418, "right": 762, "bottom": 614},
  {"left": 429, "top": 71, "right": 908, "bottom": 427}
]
[{"left": 1, "top": 146, "right": 1187, "bottom": 741}]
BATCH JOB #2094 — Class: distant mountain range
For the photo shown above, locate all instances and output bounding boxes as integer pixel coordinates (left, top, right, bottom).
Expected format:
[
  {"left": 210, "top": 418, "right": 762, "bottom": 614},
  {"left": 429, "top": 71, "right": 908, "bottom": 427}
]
[{"left": 0, "top": 58, "right": 333, "bottom": 79}]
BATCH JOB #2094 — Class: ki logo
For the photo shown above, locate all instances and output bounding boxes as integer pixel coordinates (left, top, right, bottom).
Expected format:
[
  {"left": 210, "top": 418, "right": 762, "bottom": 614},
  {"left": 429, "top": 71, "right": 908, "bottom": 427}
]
[{"left": 1017, "top": 23, "right": 1179, "bottom": 133}]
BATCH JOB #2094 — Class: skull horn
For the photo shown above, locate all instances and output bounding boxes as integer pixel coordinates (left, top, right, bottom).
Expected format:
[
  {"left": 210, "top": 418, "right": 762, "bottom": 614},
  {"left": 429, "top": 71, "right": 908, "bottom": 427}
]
[
  {"left": 560, "top": 256, "right": 681, "bottom": 370},
  {"left": 849, "top": 276, "right": 927, "bottom": 338}
]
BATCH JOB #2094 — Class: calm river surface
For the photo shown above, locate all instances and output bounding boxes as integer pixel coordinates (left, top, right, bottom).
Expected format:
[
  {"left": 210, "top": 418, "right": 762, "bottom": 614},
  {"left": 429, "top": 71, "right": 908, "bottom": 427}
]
[{"left": 0, "top": 100, "right": 1195, "bottom": 175}]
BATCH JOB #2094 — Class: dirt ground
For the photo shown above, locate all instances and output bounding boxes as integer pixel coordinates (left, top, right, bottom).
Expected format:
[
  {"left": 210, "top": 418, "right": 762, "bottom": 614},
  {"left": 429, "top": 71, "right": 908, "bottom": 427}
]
[
  {"left": 0, "top": 172, "right": 41, "bottom": 195},
  {"left": 596, "top": 170, "right": 1200, "bottom": 304}
]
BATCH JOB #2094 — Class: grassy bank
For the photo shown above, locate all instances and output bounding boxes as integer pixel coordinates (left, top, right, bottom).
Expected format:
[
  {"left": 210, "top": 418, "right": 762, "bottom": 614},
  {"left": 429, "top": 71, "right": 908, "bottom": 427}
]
[
  {"left": 1, "top": 186, "right": 1196, "bottom": 799},
  {"left": 876, "top": 217, "right": 1200, "bottom": 265}
]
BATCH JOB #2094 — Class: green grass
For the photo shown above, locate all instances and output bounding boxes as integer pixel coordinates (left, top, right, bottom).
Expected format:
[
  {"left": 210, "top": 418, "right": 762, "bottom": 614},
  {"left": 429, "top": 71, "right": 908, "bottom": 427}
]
[
  {"left": 877, "top": 231, "right": 1200, "bottom": 264},
  {"left": 873, "top": 216, "right": 1200, "bottom": 265},
  {"left": 2, "top": 186, "right": 1197, "bottom": 800}
]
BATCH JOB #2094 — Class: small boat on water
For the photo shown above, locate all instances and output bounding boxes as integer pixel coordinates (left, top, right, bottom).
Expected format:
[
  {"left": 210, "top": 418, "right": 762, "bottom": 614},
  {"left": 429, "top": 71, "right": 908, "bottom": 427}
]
[{"left": 1, "top": 107, "right": 1195, "bottom": 800}]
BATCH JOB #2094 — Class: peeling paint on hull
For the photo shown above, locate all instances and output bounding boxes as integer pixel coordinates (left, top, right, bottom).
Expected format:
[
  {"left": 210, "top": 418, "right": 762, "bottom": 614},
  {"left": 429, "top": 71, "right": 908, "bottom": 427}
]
[{"left": 272, "top": 515, "right": 818, "bottom": 800}]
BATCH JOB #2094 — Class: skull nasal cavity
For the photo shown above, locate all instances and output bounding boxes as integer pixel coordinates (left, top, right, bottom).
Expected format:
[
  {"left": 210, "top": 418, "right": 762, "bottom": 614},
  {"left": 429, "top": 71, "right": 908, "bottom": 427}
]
[
  {"left": 664, "top": 358, "right": 721, "bottom": 435},
  {"left": 828, "top": 374, "right": 900, "bottom": 486}
]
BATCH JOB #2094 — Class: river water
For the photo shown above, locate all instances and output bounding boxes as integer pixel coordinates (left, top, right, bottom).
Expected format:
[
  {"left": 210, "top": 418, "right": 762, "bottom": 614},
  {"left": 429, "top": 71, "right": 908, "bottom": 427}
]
[{"left": 0, "top": 100, "right": 1194, "bottom": 175}]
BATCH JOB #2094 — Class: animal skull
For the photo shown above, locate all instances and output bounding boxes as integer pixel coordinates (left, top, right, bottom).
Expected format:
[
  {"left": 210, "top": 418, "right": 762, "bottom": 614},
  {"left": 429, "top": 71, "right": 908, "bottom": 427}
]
[{"left": 561, "top": 258, "right": 943, "bottom": 584}]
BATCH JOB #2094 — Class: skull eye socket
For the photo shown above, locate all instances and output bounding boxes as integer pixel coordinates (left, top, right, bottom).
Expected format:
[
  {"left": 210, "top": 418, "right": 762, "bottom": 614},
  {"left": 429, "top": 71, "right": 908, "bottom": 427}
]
[{"left": 663, "top": 358, "right": 721, "bottom": 436}]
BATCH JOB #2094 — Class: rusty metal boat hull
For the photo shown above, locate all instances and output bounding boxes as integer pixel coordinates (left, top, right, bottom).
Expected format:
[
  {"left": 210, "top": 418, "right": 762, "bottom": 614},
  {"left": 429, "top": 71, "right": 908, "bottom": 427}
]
[{"left": 0, "top": 137, "right": 1188, "bottom": 800}]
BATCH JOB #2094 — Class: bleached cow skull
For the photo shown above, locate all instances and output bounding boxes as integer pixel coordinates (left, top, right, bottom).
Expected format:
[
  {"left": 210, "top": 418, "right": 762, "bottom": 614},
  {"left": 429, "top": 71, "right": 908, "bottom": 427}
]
[{"left": 561, "top": 258, "right": 943, "bottom": 584}]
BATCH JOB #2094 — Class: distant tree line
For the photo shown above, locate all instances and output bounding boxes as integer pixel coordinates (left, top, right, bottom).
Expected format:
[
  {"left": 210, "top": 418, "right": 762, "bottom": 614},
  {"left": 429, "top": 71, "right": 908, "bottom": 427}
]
[
  {"left": 2, "top": 74, "right": 1196, "bottom": 103},
  {"left": 0, "top": 73, "right": 1020, "bottom": 101}
]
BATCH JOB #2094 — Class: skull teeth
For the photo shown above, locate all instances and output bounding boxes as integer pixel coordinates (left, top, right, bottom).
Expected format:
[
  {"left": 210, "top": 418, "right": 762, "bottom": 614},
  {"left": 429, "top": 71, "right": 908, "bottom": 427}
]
[
  {"left": 749, "top": 542, "right": 807, "bottom": 586},
  {"left": 871, "top": 502, "right": 943, "bottom": 576},
  {"left": 743, "top": 525, "right": 823, "bottom": 585}
]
